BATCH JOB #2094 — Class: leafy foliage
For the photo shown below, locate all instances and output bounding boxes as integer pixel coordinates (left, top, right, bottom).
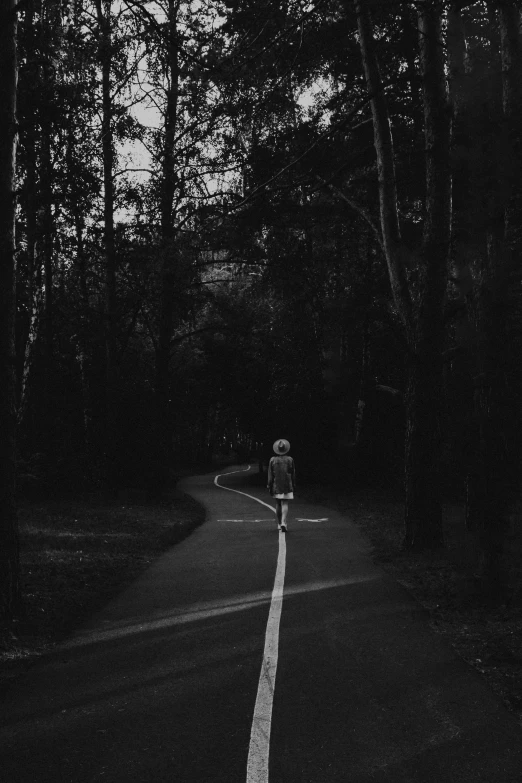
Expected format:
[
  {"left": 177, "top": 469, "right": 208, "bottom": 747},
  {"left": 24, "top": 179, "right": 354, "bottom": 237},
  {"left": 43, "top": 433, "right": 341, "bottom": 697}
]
[{"left": 3, "top": 0, "right": 522, "bottom": 591}]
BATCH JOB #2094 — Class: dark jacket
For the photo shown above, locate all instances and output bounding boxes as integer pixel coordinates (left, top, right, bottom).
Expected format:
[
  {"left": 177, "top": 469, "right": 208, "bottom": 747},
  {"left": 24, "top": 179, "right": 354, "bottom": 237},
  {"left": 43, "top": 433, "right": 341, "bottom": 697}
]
[{"left": 267, "top": 455, "right": 296, "bottom": 496}]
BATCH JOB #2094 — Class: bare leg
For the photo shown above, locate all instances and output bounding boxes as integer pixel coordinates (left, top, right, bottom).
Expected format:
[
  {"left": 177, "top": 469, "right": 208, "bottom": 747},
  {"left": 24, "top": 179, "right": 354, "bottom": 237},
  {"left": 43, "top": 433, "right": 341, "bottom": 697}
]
[
  {"left": 281, "top": 501, "right": 288, "bottom": 529},
  {"left": 275, "top": 499, "right": 282, "bottom": 528}
]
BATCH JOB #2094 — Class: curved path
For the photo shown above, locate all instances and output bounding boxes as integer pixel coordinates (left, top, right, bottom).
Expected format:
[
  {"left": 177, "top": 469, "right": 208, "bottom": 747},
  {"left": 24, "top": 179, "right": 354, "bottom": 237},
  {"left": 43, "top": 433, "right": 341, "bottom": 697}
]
[{"left": 1, "top": 466, "right": 522, "bottom": 782}]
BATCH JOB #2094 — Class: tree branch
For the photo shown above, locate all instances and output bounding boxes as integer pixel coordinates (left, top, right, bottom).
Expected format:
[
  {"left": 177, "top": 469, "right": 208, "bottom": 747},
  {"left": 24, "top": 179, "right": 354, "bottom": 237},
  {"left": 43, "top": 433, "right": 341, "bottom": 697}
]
[
  {"left": 227, "top": 76, "right": 408, "bottom": 214},
  {"left": 354, "top": 0, "right": 413, "bottom": 327},
  {"left": 316, "top": 176, "right": 384, "bottom": 253},
  {"left": 170, "top": 322, "right": 236, "bottom": 346}
]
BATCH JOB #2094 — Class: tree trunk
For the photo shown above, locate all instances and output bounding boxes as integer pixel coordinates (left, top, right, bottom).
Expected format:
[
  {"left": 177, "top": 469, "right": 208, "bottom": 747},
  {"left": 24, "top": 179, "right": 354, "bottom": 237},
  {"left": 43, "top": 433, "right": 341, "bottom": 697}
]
[
  {"left": 475, "top": 235, "right": 510, "bottom": 597},
  {"left": 0, "top": 0, "right": 20, "bottom": 632},
  {"left": 354, "top": 0, "right": 450, "bottom": 549},
  {"left": 354, "top": 237, "right": 374, "bottom": 453},
  {"left": 354, "top": 0, "right": 412, "bottom": 327},
  {"left": 154, "top": 0, "right": 180, "bottom": 492},
  {"left": 96, "top": 0, "right": 118, "bottom": 492},
  {"left": 40, "top": 104, "right": 55, "bottom": 460},
  {"left": 403, "top": 346, "right": 445, "bottom": 548},
  {"left": 446, "top": 5, "right": 481, "bottom": 534},
  {"left": 498, "top": 0, "right": 522, "bottom": 239},
  {"left": 464, "top": 4, "right": 522, "bottom": 597},
  {"left": 403, "top": 0, "right": 452, "bottom": 549},
  {"left": 74, "top": 214, "right": 95, "bottom": 464},
  {"left": 17, "top": 0, "right": 40, "bottom": 425},
  {"left": 447, "top": 1, "right": 472, "bottom": 270}
]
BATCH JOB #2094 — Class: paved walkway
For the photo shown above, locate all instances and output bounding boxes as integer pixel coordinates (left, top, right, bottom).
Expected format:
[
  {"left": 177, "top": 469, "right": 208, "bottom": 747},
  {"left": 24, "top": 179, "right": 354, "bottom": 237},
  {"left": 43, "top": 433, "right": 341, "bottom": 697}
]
[{"left": 1, "top": 466, "right": 522, "bottom": 782}]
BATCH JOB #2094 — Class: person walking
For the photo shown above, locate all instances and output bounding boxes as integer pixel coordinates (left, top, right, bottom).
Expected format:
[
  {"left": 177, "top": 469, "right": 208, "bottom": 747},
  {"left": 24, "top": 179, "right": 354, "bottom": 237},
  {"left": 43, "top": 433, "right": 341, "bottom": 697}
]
[{"left": 267, "top": 439, "right": 296, "bottom": 533}]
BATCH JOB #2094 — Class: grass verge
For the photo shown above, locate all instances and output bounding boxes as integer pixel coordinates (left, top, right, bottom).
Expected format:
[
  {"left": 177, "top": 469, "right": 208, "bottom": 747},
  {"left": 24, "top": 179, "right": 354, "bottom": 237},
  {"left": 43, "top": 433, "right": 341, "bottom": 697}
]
[
  {"left": 300, "top": 482, "right": 522, "bottom": 724},
  {"left": 0, "top": 486, "right": 205, "bottom": 688}
]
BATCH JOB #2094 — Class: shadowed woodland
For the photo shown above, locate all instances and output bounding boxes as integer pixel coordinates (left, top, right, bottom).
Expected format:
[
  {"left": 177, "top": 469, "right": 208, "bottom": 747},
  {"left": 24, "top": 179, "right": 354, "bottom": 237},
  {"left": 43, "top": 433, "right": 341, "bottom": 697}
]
[{"left": 1, "top": 0, "right": 522, "bottom": 637}]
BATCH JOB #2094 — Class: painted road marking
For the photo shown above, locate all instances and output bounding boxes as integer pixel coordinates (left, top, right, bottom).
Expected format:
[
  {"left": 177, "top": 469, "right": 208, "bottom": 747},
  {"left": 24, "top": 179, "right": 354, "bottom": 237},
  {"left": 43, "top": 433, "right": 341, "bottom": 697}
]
[
  {"left": 214, "top": 465, "right": 275, "bottom": 513},
  {"left": 295, "top": 517, "right": 328, "bottom": 522},
  {"left": 214, "top": 465, "right": 285, "bottom": 783},
  {"left": 217, "top": 519, "right": 274, "bottom": 523},
  {"left": 246, "top": 529, "right": 286, "bottom": 783},
  {"left": 217, "top": 519, "right": 246, "bottom": 522}
]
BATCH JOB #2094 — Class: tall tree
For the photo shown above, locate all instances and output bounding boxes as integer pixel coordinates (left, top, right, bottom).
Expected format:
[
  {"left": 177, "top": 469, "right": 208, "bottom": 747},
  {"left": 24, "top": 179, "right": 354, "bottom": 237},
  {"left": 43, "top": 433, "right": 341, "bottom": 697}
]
[
  {"left": 154, "top": 0, "right": 181, "bottom": 490},
  {"left": 94, "top": 0, "right": 119, "bottom": 491},
  {"left": 464, "top": 2, "right": 522, "bottom": 595},
  {"left": 17, "top": 0, "right": 40, "bottom": 427},
  {"left": 40, "top": 2, "right": 59, "bottom": 463},
  {"left": 0, "top": 0, "right": 20, "bottom": 631},
  {"left": 136, "top": 0, "right": 232, "bottom": 490},
  {"left": 354, "top": 0, "right": 451, "bottom": 548}
]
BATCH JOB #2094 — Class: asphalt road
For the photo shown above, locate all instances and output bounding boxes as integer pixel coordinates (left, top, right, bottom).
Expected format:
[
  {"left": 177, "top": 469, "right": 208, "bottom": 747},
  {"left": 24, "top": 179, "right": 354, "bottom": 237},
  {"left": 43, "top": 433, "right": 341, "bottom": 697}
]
[{"left": 1, "top": 466, "right": 522, "bottom": 782}]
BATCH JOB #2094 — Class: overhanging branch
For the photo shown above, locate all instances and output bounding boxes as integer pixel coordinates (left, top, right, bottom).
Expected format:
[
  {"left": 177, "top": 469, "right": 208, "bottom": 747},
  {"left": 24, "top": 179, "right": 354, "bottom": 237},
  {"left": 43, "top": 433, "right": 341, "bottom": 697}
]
[{"left": 315, "top": 176, "right": 384, "bottom": 253}]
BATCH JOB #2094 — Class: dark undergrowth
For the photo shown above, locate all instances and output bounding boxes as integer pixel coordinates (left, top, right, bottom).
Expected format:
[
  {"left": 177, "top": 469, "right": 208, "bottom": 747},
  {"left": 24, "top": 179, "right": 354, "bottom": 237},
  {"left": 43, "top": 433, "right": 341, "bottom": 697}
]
[
  {"left": 0, "top": 481, "right": 205, "bottom": 690},
  {"left": 299, "top": 481, "right": 522, "bottom": 725}
]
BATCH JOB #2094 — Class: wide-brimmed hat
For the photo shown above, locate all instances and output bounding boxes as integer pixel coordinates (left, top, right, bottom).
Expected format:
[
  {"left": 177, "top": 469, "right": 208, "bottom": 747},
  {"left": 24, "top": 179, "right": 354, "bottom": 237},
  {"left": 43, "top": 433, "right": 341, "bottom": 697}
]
[{"left": 273, "top": 438, "right": 290, "bottom": 455}]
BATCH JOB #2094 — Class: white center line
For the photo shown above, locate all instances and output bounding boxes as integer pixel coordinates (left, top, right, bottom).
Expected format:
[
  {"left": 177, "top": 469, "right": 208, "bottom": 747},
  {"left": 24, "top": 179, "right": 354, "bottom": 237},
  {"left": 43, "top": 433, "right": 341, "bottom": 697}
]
[
  {"left": 295, "top": 517, "right": 328, "bottom": 522},
  {"left": 214, "top": 465, "right": 275, "bottom": 513},
  {"left": 214, "top": 465, "right": 286, "bottom": 783}
]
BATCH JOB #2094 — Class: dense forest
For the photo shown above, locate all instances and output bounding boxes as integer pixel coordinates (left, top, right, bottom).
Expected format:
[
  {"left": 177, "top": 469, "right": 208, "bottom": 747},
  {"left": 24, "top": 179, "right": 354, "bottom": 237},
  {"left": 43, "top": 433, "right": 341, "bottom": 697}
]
[{"left": 1, "top": 0, "right": 522, "bottom": 632}]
